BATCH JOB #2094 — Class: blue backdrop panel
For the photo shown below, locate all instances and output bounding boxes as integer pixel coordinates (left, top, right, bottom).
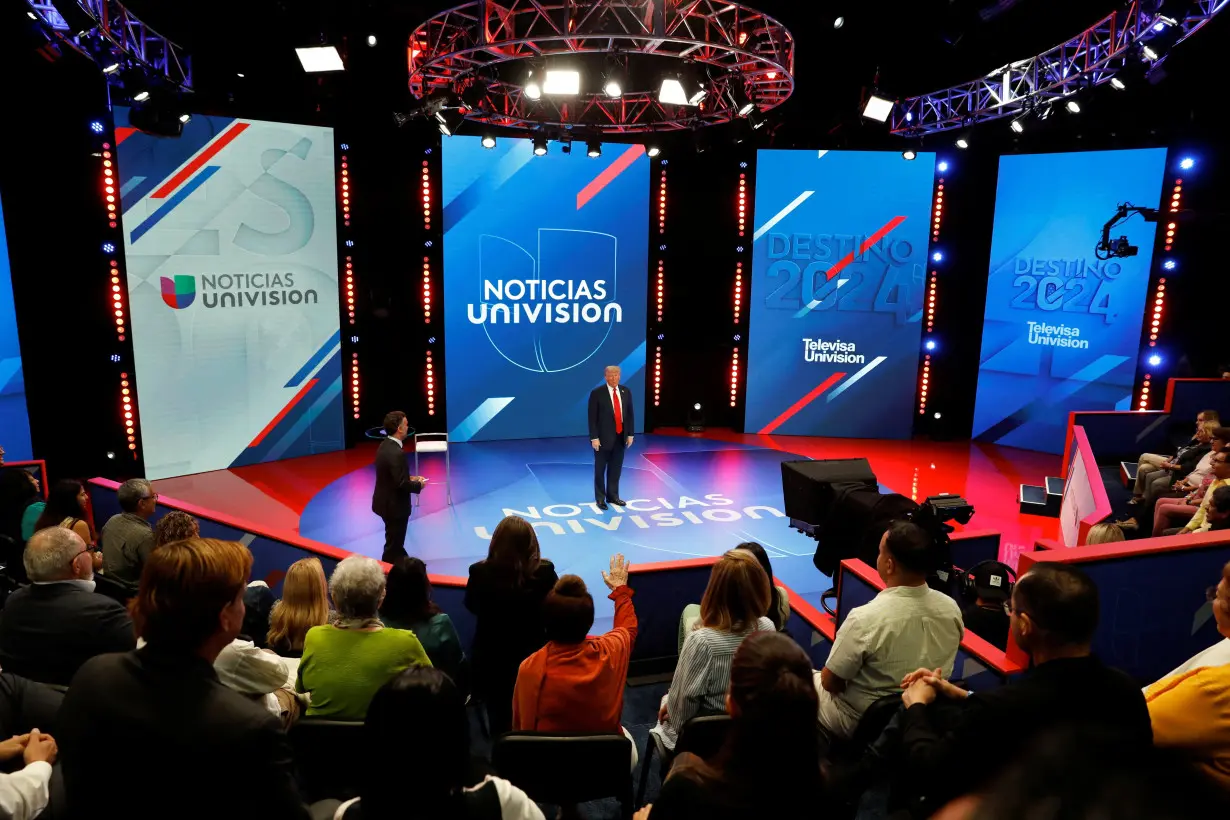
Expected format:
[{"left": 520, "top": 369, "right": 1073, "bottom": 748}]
[
  {"left": 972, "top": 149, "right": 1168, "bottom": 454},
  {"left": 441, "top": 136, "right": 649, "bottom": 442},
  {"left": 745, "top": 150, "right": 934, "bottom": 438},
  {"left": 0, "top": 197, "right": 32, "bottom": 461}
]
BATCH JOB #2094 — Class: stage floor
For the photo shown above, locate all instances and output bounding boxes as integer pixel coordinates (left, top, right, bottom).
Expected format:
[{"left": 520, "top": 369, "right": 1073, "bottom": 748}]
[{"left": 154, "top": 431, "right": 1059, "bottom": 625}]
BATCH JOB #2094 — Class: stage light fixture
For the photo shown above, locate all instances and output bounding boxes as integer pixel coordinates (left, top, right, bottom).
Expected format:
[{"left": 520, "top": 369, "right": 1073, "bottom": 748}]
[
  {"left": 647, "top": 145, "right": 661, "bottom": 158},
  {"left": 524, "top": 70, "right": 542, "bottom": 100},
  {"left": 90, "top": 120, "right": 104, "bottom": 134},
  {"left": 101, "top": 61, "right": 119, "bottom": 74},
  {"left": 834, "top": 17, "right": 845, "bottom": 29},
  {"left": 434, "top": 108, "right": 465, "bottom": 137},
  {"left": 728, "top": 82, "right": 755, "bottom": 117},
  {"left": 533, "top": 135, "right": 548, "bottom": 156},
  {"left": 602, "top": 58, "right": 626, "bottom": 99},
  {"left": 1179, "top": 156, "right": 1195, "bottom": 170},
  {"left": 1148, "top": 354, "right": 1162, "bottom": 367},
  {"left": 1066, "top": 99, "right": 1081, "bottom": 113},
  {"left": 660, "top": 68, "right": 707, "bottom": 107},
  {"left": 543, "top": 69, "right": 581, "bottom": 96},
  {"left": 133, "top": 90, "right": 150, "bottom": 102},
  {"left": 296, "top": 45, "right": 345, "bottom": 73},
  {"left": 178, "top": 113, "right": 191, "bottom": 124},
  {"left": 1010, "top": 117, "right": 1024, "bottom": 133},
  {"left": 748, "top": 108, "right": 767, "bottom": 131},
  {"left": 481, "top": 134, "right": 496, "bottom": 149},
  {"left": 587, "top": 140, "right": 602, "bottom": 158},
  {"left": 902, "top": 150, "right": 917, "bottom": 161},
  {"left": 932, "top": 251, "right": 943, "bottom": 262},
  {"left": 603, "top": 76, "right": 623, "bottom": 98},
  {"left": 937, "top": 160, "right": 949, "bottom": 172},
  {"left": 1163, "top": 259, "right": 1176, "bottom": 270},
  {"left": 1142, "top": 44, "right": 1159, "bottom": 61},
  {"left": 1110, "top": 76, "right": 1126, "bottom": 90},
  {"left": 925, "top": 340, "right": 936, "bottom": 351},
  {"left": 367, "top": 34, "right": 377, "bottom": 47},
  {"left": 863, "top": 94, "right": 894, "bottom": 122}
]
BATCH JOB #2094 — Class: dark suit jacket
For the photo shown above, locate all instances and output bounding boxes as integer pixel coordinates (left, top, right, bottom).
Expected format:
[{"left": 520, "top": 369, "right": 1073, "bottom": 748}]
[
  {"left": 588, "top": 384, "right": 635, "bottom": 449},
  {"left": 464, "top": 560, "right": 558, "bottom": 697},
  {"left": 59, "top": 647, "right": 308, "bottom": 819},
  {"left": 371, "top": 437, "right": 424, "bottom": 520},
  {"left": 0, "top": 582, "right": 136, "bottom": 686}
]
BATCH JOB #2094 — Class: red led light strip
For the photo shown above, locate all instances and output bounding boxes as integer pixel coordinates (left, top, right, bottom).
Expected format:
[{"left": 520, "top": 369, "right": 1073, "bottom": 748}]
[
  {"left": 423, "top": 256, "right": 432, "bottom": 324},
  {"left": 341, "top": 145, "right": 359, "bottom": 421},
  {"left": 426, "top": 349, "right": 436, "bottom": 416},
  {"left": 423, "top": 161, "right": 432, "bottom": 232},
  {"left": 925, "top": 271, "right": 937, "bottom": 334},
  {"left": 344, "top": 256, "right": 355, "bottom": 325},
  {"left": 1138, "top": 277, "right": 1167, "bottom": 410},
  {"left": 658, "top": 167, "right": 667, "bottom": 234},
  {"left": 121, "top": 371, "right": 136, "bottom": 453},
  {"left": 737, "top": 173, "right": 747, "bottom": 237},
  {"left": 918, "top": 354, "right": 931, "bottom": 415},
  {"left": 653, "top": 344, "right": 662, "bottom": 408},
  {"left": 656, "top": 260, "right": 664, "bottom": 323},
  {"left": 932, "top": 177, "right": 944, "bottom": 242},
  {"left": 729, "top": 347, "right": 739, "bottom": 408},
  {"left": 1164, "top": 178, "right": 1180, "bottom": 251},
  {"left": 734, "top": 262, "right": 743, "bottom": 324},
  {"left": 341, "top": 154, "right": 351, "bottom": 228},
  {"left": 103, "top": 139, "right": 136, "bottom": 455},
  {"left": 351, "top": 351, "right": 360, "bottom": 421}
]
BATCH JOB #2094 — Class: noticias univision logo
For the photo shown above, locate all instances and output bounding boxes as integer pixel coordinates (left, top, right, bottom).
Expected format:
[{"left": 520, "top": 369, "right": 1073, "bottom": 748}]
[
  {"left": 160, "top": 275, "right": 196, "bottom": 309},
  {"left": 159, "top": 273, "right": 320, "bottom": 310}
]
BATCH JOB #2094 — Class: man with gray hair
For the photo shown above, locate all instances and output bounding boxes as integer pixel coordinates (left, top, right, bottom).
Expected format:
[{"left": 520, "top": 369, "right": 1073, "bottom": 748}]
[
  {"left": 0, "top": 527, "right": 135, "bottom": 685},
  {"left": 100, "top": 477, "right": 158, "bottom": 584}
]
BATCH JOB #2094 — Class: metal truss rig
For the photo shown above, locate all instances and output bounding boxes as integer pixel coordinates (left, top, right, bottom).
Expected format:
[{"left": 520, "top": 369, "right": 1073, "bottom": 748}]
[
  {"left": 891, "top": 0, "right": 1228, "bottom": 136},
  {"left": 27, "top": 1, "right": 192, "bottom": 91},
  {"left": 408, "top": 0, "right": 795, "bottom": 134}
]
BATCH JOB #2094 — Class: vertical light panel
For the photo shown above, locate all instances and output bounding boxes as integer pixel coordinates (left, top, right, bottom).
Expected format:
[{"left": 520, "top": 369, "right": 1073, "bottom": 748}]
[
  {"left": 340, "top": 142, "right": 359, "bottom": 422},
  {"left": 654, "top": 158, "right": 667, "bottom": 410},
  {"left": 1137, "top": 172, "right": 1183, "bottom": 410},
  {"left": 920, "top": 169, "right": 944, "bottom": 417},
  {"left": 426, "top": 348, "right": 435, "bottom": 416},
  {"left": 101, "top": 130, "right": 137, "bottom": 457},
  {"left": 658, "top": 165, "right": 667, "bottom": 235},
  {"left": 737, "top": 171, "right": 747, "bottom": 237},
  {"left": 729, "top": 346, "right": 740, "bottom": 408}
]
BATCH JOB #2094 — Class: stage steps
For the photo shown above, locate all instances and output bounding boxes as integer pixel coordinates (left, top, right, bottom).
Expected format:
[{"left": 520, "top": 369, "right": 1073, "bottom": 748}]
[{"left": 1018, "top": 476, "right": 1064, "bottom": 517}]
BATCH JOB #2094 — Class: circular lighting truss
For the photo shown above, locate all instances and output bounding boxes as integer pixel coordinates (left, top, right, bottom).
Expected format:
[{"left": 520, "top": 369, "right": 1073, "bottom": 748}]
[
  {"left": 408, "top": 0, "right": 795, "bottom": 134},
  {"left": 890, "top": 0, "right": 1226, "bottom": 136}
]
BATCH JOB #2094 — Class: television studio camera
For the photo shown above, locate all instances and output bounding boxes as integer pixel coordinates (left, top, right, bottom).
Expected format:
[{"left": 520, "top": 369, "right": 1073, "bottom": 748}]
[{"left": 779, "top": 458, "right": 974, "bottom": 596}]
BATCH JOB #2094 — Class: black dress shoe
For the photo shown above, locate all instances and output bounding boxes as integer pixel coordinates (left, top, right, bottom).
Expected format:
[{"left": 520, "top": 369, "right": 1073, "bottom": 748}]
[
  {"left": 609, "top": 498, "right": 627, "bottom": 506},
  {"left": 596, "top": 499, "right": 609, "bottom": 511}
]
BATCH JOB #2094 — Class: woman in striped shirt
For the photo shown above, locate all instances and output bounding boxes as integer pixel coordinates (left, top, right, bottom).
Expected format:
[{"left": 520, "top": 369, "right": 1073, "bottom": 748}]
[{"left": 651, "top": 549, "right": 773, "bottom": 751}]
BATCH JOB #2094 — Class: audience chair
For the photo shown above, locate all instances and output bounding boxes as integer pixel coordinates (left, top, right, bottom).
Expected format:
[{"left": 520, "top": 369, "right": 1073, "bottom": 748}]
[
  {"left": 636, "top": 713, "right": 732, "bottom": 805},
  {"left": 494, "top": 732, "right": 634, "bottom": 819},
  {"left": 288, "top": 718, "right": 366, "bottom": 802}
]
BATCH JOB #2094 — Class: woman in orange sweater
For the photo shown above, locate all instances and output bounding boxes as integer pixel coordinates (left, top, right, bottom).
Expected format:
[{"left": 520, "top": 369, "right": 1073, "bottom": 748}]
[
  {"left": 1145, "top": 560, "right": 1230, "bottom": 789},
  {"left": 512, "top": 554, "right": 637, "bottom": 752}
]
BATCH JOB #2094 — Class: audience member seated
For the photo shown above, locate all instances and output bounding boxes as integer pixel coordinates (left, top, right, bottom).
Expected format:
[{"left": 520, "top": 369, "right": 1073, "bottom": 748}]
[
  {"left": 152, "top": 509, "right": 198, "bottom": 547},
  {"left": 99, "top": 478, "right": 158, "bottom": 584},
  {"left": 1132, "top": 409, "right": 1219, "bottom": 504},
  {"left": 1085, "top": 523, "right": 1126, "bottom": 545},
  {"left": 466, "top": 515, "right": 558, "bottom": 736},
  {"left": 0, "top": 468, "right": 40, "bottom": 562},
  {"left": 58, "top": 538, "right": 310, "bottom": 818},
  {"left": 298, "top": 556, "right": 431, "bottom": 720},
  {"left": 1182, "top": 452, "right": 1230, "bottom": 534},
  {"left": 1143, "top": 560, "right": 1230, "bottom": 789},
  {"left": 380, "top": 556, "right": 465, "bottom": 683},
  {"left": 1138, "top": 420, "right": 1216, "bottom": 509},
  {"left": 817, "top": 521, "right": 963, "bottom": 741},
  {"left": 897, "top": 562, "right": 1152, "bottom": 812},
  {"left": 635, "top": 632, "right": 823, "bottom": 820},
  {"left": 330, "top": 667, "right": 544, "bottom": 820},
  {"left": 678, "top": 542, "right": 789, "bottom": 649},
  {"left": 33, "top": 480, "right": 95, "bottom": 554},
  {"left": 959, "top": 561, "right": 1013, "bottom": 651},
  {"left": 0, "top": 527, "right": 134, "bottom": 686},
  {"left": 513, "top": 554, "right": 637, "bottom": 754},
  {"left": 268, "top": 556, "right": 332, "bottom": 658},
  {"left": 0, "top": 727, "right": 58, "bottom": 820},
  {"left": 651, "top": 548, "right": 773, "bottom": 752},
  {"left": 1151, "top": 432, "right": 1230, "bottom": 535}
]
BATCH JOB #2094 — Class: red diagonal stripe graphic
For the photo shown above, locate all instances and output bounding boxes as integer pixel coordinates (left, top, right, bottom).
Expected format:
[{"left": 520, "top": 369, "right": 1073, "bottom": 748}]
[
  {"left": 247, "top": 379, "right": 318, "bottom": 448},
  {"left": 758, "top": 373, "right": 847, "bottom": 435},
  {"left": 577, "top": 144, "right": 647, "bottom": 209},
  {"left": 824, "top": 215, "right": 908, "bottom": 281},
  {"left": 151, "top": 122, "right": 249, "bottom": 199}
]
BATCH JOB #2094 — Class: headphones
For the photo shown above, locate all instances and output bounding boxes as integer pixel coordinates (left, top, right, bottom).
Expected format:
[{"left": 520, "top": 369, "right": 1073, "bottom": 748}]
[{"left": 959, "top": 559, "right": 1017, "bottom": 603}]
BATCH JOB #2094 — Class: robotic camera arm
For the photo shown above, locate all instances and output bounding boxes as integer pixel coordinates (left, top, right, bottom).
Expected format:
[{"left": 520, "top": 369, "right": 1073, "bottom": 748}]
[{"left": 1096, "top": 204, "right": 1160, "bottom": 260}]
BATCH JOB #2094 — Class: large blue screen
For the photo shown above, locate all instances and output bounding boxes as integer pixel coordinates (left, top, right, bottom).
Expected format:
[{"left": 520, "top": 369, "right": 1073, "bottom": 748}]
[
  {"left": 745, "top": 150, "right": 934, "bottom": 437},
  {"left": 442, "top": 137, "right": 648, "bottom": 442},
  {"left": 972, "top": 149, "right": 1167, "bottom": 453},
  {"left": 0, "top": 196, "right": 32, "bottom": 461}
]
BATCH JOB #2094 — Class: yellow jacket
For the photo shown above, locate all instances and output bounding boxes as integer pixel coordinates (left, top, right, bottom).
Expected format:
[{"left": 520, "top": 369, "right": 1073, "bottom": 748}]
[
  {"left": 1145, "top": 663, "right": 1230, "bottom": 789},
  {"left": 1183, "top": 477, "right": 1230, "bottom": 533}
]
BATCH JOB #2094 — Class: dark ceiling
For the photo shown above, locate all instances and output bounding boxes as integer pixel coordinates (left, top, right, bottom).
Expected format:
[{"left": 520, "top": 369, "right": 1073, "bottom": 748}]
[{"left": 112, "top": 1, "right": 1221, "bottom": 144}]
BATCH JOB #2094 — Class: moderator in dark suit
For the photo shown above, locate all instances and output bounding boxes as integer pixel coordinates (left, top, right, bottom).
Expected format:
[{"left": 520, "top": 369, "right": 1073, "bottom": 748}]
[
  {"left": 588, "top": 375, "right": 635, "bottom": 505},
  {"left": 0, "top": 581, "right": 136, "bottom": 686},
  {"left": 372, "top": 416, "right": 425, "bottom": 563},
  {"left": 58, "top": 647, "right": 308, "bottom": 819}
]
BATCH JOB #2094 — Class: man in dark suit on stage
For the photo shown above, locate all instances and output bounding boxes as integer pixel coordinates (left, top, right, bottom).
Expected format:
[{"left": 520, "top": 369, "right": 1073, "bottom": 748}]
[
  {"left": 589, "top": 365, "right": 635, "bottom": 511},
  {"left": 372, "top": 410, "right": 427, "bottom": 563}
]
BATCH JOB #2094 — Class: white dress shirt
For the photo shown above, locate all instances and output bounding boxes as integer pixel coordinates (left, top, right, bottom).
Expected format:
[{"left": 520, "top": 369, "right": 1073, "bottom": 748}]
[{"left": 0, "top": 761, "right": 52, "bottom": 820}]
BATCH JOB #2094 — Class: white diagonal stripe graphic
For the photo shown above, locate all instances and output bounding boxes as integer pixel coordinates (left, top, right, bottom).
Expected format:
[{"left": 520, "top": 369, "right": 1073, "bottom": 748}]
[
  {"left": 793, "top": 278, "right": 849, "bottom": 318},
  {"left": 826, "top": 356, "right": 888, "bottom": 402},
  {"left": 753, "top": 191, "right": 814, "bottom": 242}
]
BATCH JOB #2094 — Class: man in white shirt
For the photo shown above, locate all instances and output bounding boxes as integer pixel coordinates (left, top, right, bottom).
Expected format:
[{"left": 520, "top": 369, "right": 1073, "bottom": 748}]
[{"left": 816, "top": 520, "right": 964, "bottom": 739}]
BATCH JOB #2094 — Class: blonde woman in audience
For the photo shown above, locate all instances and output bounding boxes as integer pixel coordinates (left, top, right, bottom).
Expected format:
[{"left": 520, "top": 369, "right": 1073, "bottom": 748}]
[
  {"left": 651, "top": 549, "right": 773, "bottom": 752},
  {"left": 1085, "top": 523, "right": 1125, "bottom": 545},
  {"left": 678, "top": 542, "right": 789, "bottom": 649},
  {"left": 268, "top": 556, "right": 331, "bottom": 658},
  {"left": 152, "top": 510, "right": 198, "bottom": 547}
]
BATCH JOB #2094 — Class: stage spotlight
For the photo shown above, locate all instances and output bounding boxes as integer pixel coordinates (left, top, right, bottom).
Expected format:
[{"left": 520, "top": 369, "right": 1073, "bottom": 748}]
[
  {"left": 1179, "top": 156, "right": 1195, "bottom": 170},
  {"left": 603, "top": 75, "right": 622, "bottom": 98},
  {"left": 686, "top": 402, "right": 706, "bottom": 432},
  {"left": 925, "top": 339, "right": 937, "bottom": 351},
  {"left": 834, "top": 16, "right": 845, "bottom": 29},
  {"left": 728, "top": 82, "right": 755, "bottom": 117},
  {"left": 902, "top": 150, "right": 917, "bottom": 161},
  {"left": 1066, "top": 99, "right": 1081, "bottom": 113},
  {"left": 1010, "top": 117, "right": 1025, "bottom": 133},
  {"left": 178, "top": 113, "right": 191, "bottom": 124},
  {"left": 955, "top": 137, "right": 969, "bottom": 149},
  {"left": 133, "top": 90, "right": 150, "bottom": 102},
  {"left": 660, "top": 69, "right": 707, "bottom": 106},
  {"left": 932, "top": 251, "right": 943, "bottom": 262},
  {"left": 1110, "top": 76, "right": 1126, "bottom": 90},
  {"left": 1163, "top": 259, "right": 1176, "bottom": 270},
  {"left": 101, "top": 61, "right": 120, "bottom": 75},
  {"left": 525, "top": 70, "right": 542, "bottom": 100},
  {"left": 434, "top": 108, "right": 465, "bottom": 137},
  {"left": 602, "top": 59, "right": 626, "bottom": 99},
  {"left": 934, "top": 412, "right": 942, "bottom": 420},
  {"left": 1143, "top": 44, "right": 1159, "bottom": 61},
  {"left": 937, "top": 160, "right": 949, "bottom": 172},
  {"left": 481, "top": 134, "right": 496, "bottom": 149},
  {"left": 863, "top": 94, "right": 894, "bottom": 122},
  {"left": 748, "top": 108, "right": 767, "bottom": 131},
  {"left": 366, "top": 34, "right": 377, "bottom": 47},
  {"left": 102, "top": 242, "right": 115, "bottom": 254},
  {"left": 1148, "top": 354, "right": 1163, "bottom": 367},
  {"left": 561, "top": 137, "right": 573, "bottom": 155},
  {"left": 295, "top": 45, "right": 345, "bottom": 73},
  {"left": 543, "top": 69, "right": 581, "bottom": 95},
  {"left": 647, "top": 145, "right": 661, "bottom": 158},
  {"left": 587, "top": 140, "right": 602, "bottom": 158},
  {"left": 90, "top": 120, "right": 104, "bottom": 134},
  {"left": 533, "top": 135, "right": 548, "bottom": 156}
]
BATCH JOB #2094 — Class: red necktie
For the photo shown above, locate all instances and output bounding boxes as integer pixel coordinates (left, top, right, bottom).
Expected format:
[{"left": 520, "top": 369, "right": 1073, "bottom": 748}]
[{"left": 612, "top": 388, "right": 623, "bottom": 434}]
